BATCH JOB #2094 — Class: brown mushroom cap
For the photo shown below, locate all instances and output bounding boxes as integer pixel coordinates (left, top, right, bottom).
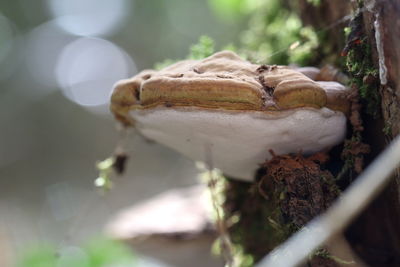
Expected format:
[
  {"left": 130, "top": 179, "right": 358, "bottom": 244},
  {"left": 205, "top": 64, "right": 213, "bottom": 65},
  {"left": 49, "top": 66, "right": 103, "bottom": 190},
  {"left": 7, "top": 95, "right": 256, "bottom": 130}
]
[
  {"left": 110, "top": 51, "right": 350, "bottom": 125},
  {"left": 259, "top": 66, "right": 327, "bottom": 110}
]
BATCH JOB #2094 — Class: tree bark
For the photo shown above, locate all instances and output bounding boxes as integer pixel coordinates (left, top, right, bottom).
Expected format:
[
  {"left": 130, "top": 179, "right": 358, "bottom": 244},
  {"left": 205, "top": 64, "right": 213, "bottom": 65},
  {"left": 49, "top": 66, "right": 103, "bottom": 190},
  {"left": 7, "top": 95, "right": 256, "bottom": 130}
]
[
  {"left": 290, "top": 0, "right": 400, "bottom": 266},
  {"left": 349, "top": 1, "right": 400, "bottom": 266}
]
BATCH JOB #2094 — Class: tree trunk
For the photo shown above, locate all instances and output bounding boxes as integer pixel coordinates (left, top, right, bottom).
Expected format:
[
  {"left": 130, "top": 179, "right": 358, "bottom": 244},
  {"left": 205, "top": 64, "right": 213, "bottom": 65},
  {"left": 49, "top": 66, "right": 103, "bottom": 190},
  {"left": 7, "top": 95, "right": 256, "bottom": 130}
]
[{"left": 291, "top": 0, "right": 400, "bottom": 266}]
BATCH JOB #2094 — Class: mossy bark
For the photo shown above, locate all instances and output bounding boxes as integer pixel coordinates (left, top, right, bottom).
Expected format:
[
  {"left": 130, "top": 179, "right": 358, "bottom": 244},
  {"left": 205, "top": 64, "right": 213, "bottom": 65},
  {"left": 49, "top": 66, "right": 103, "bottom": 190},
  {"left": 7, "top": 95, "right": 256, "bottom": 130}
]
[
  {"left": 225, "top": 1, "right": 400, "bottom": 266},
  {"left": 287, "top": 0, "right": 400, "bottom": 266},
  {"left": 224, "top": 153, "right": 340, "bottom": 266},
  {"left": 345, "top": 2, "right": 400, "bottom": 266}
]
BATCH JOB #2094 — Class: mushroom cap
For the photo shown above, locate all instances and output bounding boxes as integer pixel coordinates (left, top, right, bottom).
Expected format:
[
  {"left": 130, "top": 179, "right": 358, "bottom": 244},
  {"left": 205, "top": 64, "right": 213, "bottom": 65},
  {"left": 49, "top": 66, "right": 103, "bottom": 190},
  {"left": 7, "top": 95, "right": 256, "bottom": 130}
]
[
  {"left": 110, "top": 51, "right": 350, "bottom": 125},
  {"left": 110, "top": 51, "right": 350, "bottom": 181}
]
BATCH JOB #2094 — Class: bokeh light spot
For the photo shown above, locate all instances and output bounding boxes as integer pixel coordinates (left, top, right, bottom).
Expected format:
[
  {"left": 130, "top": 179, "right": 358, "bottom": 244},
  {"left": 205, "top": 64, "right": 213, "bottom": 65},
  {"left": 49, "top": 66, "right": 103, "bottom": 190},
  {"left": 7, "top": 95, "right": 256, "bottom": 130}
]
[
  {"left": 0, "top": 14, "right": 14, "bottom": 63},
  {"left": 47, "top": 0, "right": 131, "bottom": 36},
  {"left": 0, "top": 13, "right": 20, "bottom": 81},
  {"left": 26, "top": 21, "right": 75, "bottom": 92},
  {"left": 55, "top": 37, "right": 136, "bottom": 107}
]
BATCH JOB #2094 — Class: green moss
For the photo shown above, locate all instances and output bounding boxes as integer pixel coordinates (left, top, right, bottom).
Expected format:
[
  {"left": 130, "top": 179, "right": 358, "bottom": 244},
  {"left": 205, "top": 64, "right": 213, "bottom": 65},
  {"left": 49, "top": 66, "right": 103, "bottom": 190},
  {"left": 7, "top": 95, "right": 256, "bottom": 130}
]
[
  {"left": 343, "top": 27, "right": 351, "bottom": 38},
  {"left": 345, "top": 13, "right": 381, "bottom": 118},
  {"left": 336, "top": 133, "right": 360, "bottom": 181},
  {"left": 313, "top": 248, "right": 355, "bottom": 265},
  {"left": 212, "top": 239, "right": 254, "bottom": 267},
  {"left": 221, "top": 152, "right": 343, "bottom": 266},
  {"left": 222, "top": 178, "right": 291, "bottom": 266},
  {"left": 383, "top": 121, "right": 392, "bottom": 136}
]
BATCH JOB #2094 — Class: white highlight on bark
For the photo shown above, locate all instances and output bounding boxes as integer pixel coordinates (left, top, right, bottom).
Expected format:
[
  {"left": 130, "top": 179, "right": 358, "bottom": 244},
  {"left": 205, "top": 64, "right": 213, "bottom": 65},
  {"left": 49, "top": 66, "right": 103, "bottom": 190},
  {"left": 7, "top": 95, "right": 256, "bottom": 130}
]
[
  {"left": 374, "top": 13, "right": 388, "bottom": 85},
  {"left": 365, "top": 0, "right": 376, "bottom": 13}
]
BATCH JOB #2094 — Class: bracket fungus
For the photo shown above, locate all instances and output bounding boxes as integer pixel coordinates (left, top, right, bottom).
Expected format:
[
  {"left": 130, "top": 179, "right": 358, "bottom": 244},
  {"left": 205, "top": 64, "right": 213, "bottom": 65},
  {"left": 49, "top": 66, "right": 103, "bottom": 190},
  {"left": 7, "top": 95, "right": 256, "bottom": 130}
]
[{"left": 111, "top": 51, "right": 350, "bottom": 181}]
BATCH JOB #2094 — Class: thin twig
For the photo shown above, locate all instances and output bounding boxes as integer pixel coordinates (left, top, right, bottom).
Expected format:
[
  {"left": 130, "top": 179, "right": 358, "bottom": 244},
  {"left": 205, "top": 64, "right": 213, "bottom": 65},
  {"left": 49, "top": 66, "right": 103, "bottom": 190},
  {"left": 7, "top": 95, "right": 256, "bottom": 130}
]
[{"left": 205, "top": 144, "right": 235, "bottom": 267}]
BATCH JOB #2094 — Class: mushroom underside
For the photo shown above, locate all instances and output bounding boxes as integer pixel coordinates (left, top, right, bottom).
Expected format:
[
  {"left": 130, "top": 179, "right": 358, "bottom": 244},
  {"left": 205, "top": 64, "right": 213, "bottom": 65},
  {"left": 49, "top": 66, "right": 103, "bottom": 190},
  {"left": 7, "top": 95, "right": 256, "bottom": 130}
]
[{"left": 131, "top": 107, "right": 346, "bottom": 181}]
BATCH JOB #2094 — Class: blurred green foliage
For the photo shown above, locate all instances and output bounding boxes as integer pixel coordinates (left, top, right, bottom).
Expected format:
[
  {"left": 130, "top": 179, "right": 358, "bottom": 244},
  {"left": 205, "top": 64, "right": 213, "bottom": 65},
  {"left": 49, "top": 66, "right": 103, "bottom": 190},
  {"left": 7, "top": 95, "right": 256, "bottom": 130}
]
[
  {"left": 85, "top": 237, "right": 136, "bottom": 266},
  {"left": 192, "top": 0, "right": 321, "bottom": 66},
  {"left": 17, "top": 245, "right": 57, "bottom": 267},
  {"left": 18, "top": 237, "right": 136, "bottom": 267},
  {"left": 154, "top": 58, "right": 179, "bottom": 70},
  {"left": 306, "top": 0, "right": 321, "bottom": 6},
  {"left": 155, "top": 35, "right": 216, "bottom": 69},
  {"left": 156, "top": 0, "right": 320, "bottom": 68},
  {"left": 95, "top": 157, "right": 115, "bottom": 191},
  {"left": 207, "top": 0, "right": 261, "bottom": 22},
  {"left": 240, "top": 0, "right": 319, "bottom": 65},
  {"left": 207, "top": 0, "right": 246, "bottom": 22},
  {"left": 189, "top": 35, "right": 215, "bottom": 60}
]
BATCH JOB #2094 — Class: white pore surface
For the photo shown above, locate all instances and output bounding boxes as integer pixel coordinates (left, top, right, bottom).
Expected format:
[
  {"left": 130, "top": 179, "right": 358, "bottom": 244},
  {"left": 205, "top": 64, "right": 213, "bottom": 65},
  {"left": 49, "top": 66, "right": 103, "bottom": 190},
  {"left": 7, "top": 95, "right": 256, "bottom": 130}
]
[{"left": 131, "top": 108, "right": 346, "bottom": 181}]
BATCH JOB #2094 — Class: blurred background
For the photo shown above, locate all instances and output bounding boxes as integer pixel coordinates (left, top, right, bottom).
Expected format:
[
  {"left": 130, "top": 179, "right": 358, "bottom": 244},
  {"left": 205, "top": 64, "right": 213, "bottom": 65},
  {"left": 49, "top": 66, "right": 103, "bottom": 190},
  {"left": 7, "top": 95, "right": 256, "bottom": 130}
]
[{"left": 0, "top": 0, "right": 252, "bottom": 266}]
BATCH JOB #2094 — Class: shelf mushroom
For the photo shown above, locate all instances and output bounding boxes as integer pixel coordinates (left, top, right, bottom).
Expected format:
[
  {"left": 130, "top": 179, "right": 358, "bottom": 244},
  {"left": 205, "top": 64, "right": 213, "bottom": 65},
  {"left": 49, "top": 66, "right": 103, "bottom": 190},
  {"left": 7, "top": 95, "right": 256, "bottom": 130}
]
[{"left": 110, "top": 51, "right": 350, "bottom": 181}]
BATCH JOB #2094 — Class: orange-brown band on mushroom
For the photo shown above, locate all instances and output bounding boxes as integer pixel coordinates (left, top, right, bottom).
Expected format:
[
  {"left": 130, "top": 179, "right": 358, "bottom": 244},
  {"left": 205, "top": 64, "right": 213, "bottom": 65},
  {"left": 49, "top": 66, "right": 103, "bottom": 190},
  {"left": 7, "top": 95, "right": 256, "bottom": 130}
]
[
  {"left": 110, "top": 51, "right": 351, "bottom": 126},
  {"left": 273, "top": 79, "right": 327, "bottom": 110},
  {"left": 110, "top": 70, "right": 156, "bottom": 126},
  {"left": 261, "top": 67, "right": 310, "bottom": 88},
  {"left": 110, "top": 81, "right": 138, "bottom": 126},
  {"left": 139, "top": 78, "right": 266, "bottom": 110},
  {"left": 316, "top": 81, "right": 351, "bottom": 114}
]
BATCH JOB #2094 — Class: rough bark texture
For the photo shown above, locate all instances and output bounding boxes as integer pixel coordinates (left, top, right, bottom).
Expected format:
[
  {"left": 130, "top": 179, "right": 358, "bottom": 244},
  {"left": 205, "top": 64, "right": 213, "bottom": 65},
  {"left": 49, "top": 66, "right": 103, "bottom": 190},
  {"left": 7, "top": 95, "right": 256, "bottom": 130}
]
[
  {"left": 224, "top": 153, "right": 340, "bottom": 266},
  {"left": 290, "top": 0, "right": 400, "bottom": 266},
  {"left": 364, "top": 0, "right": 400, "bottom": 136},
  {"left": 220, "top": 1, "right": 400, "bottom": 266},
  {"left": 349, "top": 1, "right": 400, "bottom": 266}
]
